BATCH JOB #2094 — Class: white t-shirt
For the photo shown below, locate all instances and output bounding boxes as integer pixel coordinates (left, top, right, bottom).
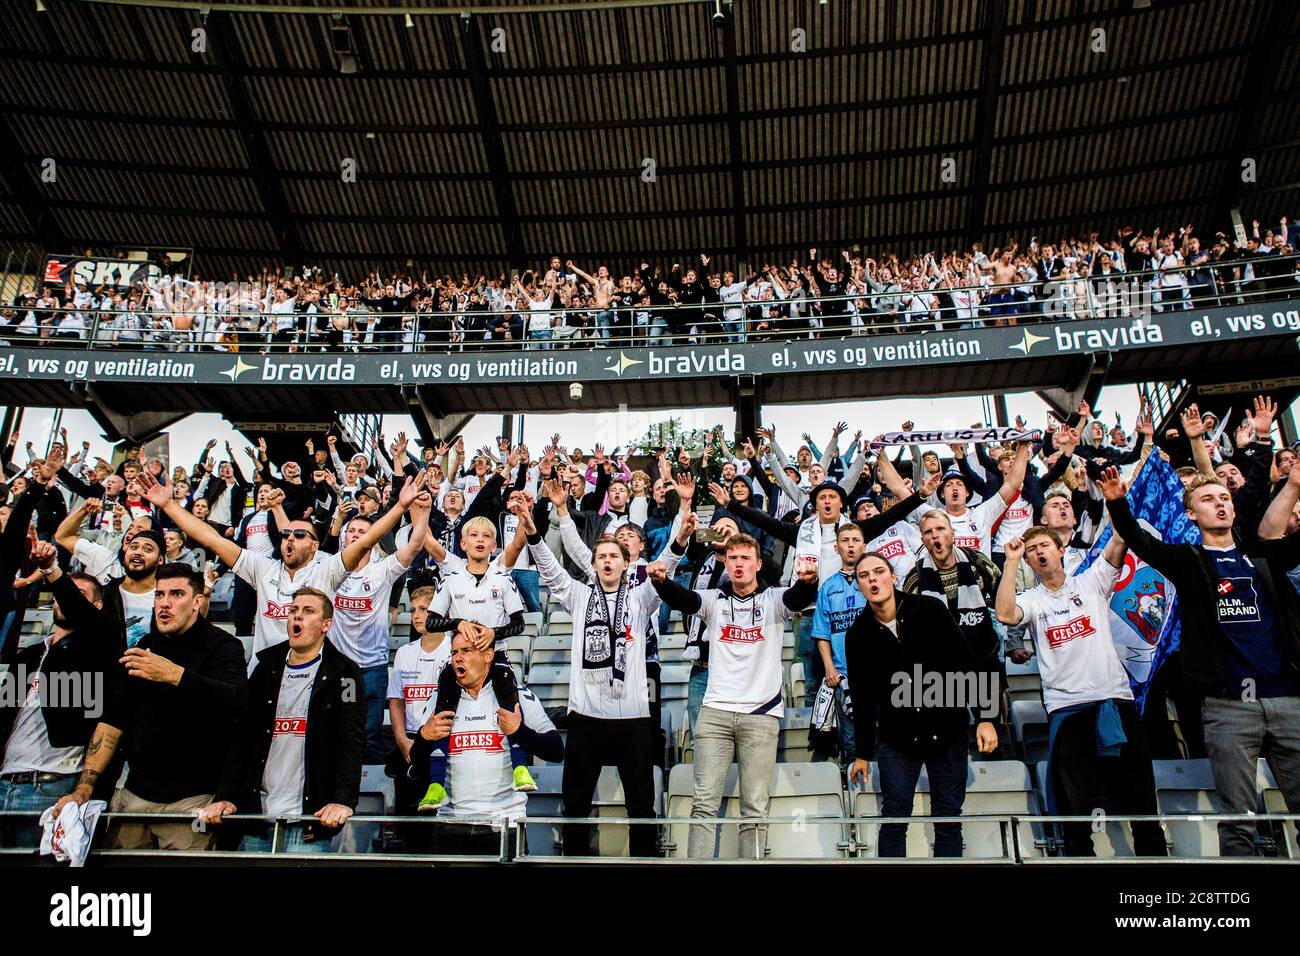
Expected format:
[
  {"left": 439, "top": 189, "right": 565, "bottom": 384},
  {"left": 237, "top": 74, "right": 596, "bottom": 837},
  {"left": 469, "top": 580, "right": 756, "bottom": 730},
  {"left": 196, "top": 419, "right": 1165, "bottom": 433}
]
[
  {"left": 233, "top": 550, "right": 349, "bottom": 670},
  {"left": 866, "top": 521, "right": 923, "bottom": 580},
  {"left": 261, "top": 653, "right": 321, "bottom": 817},
  {"left": 921, "top": 495, "right": 1008, "bottom": 556},
  {"left": 696, "top": 586, "right": 800, "bottom": 717},
  {"left": 1015, "top": 559, "right": 1130, "bottom": 713},
  {"left": 442, "top": 683, "right": 555, "bottom": 821},
  {"left": 243, "top": 510, "right": 274, "bottom": 557},
  {"left": 430, "top": 555, "right": 523, "bottom": 652},
  {"left": 330, "top": 552, "right": 409, "bottom": 669},
  {"left": 0, "top": 641, "right": 85, "bottom": 775},
  {"left": 386, "top": 638, "right": 452, "bottom": 734},
  {"left": 119, "top": 587, "right": 154, "bottom": 649},
  {"left": 72, "top": 538, "right": 122, "bottom": 584},
  {"left": 991, "top": 492, "right": 1033, "bottom": 552}
]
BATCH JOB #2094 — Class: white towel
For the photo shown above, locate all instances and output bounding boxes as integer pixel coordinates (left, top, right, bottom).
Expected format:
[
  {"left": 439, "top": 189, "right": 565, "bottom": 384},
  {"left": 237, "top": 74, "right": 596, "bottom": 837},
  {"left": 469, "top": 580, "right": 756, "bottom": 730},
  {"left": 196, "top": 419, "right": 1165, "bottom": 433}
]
[{"left": 39, "top": 799, "right": 107, "bottom": 868}]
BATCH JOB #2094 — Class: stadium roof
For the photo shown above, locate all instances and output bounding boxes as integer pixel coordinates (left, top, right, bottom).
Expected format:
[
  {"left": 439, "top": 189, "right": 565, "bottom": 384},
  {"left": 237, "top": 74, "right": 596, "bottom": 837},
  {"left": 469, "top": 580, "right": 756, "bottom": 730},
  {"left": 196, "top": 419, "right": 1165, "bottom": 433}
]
[{"left": 1, "top": 0, "right": 1297, "bottom": 279}]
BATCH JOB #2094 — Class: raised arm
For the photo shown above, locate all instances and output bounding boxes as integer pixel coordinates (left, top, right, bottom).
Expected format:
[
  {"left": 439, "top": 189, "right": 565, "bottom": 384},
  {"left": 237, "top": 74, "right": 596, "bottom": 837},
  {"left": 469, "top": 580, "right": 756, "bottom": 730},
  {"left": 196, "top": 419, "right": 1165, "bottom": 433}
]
[
  {"left": 998, "top": 440, "right": 1032, "bottom": 505},
  {"left": 342, "top": 473, "right": 425, "bottom": 571},
  {"left": 140, "top": 472, "right": 243, "bottom": 567},
  {"left": 1259, "top": 462, "right": 1300, "bottom": 540}
]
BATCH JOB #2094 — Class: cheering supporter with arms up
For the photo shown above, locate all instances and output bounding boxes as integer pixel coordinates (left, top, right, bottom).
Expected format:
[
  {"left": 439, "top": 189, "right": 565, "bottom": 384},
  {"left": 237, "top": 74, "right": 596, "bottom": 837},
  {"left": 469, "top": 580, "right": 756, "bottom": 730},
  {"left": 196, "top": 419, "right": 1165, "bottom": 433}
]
[
  {"left": 136, "top": 470, "right": 425, "bottom": 669},
  {"left": 201, "top": 589, "right": 365, "bottom": 853},
  {"left": 650, "top": 536, "right": 819, "bottom": 859},
  {"left": 328, "top": 472, "right": 432, "bottom": 762},
  {"left": 416, "top": 511, "right": 531, "bottom": 811},
  {"left": 996, "top": 468, "right": 1167, "bottom": 857},
  {"left": 522, "top": 486, "right": 694, "bottom": 857},
  {"left": 406, "top": 630, "right": 563, "bottom": 855},
  {"left": 920, "top": 439, "right": 1032, "bottom": 561},
  {"left": 846, "top": 552, "right": 999, "bottom": 857},
  {"left": 1106, "top": 463, "right": 1300, "bottom": 855},
  {"left": 53, "top": 564, "right": 247, "bottom": 851}
]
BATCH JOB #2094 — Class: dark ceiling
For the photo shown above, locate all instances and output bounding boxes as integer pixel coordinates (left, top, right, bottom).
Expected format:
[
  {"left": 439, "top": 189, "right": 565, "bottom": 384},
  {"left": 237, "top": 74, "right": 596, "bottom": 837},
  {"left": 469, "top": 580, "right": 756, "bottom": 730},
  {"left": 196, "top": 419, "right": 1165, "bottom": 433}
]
[{"left": 1, "top": 0, "right": 1297, "bottom": 280}]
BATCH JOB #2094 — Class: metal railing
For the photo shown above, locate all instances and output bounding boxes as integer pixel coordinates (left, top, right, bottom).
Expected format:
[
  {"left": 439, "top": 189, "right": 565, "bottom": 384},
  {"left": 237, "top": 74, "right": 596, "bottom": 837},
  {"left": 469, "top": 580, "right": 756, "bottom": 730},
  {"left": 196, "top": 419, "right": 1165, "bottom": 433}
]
[
  {"left": 4, "top": 252, "right": 1298, "bottom": 356},
  {"left": 2, "top": 809, "right": 1295, "bottom": 864}
]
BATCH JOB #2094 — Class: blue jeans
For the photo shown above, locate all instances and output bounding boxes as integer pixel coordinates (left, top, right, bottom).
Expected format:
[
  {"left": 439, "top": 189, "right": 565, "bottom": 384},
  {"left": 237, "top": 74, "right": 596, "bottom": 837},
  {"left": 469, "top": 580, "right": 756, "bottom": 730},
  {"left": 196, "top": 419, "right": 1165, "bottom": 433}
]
[
  {"left": 512, "top": 568, "right": 541, "bottom": 614},
  {"left": 0, "top": 775, "right": 78, "bottom": 848},
  {"left": 240, "top": 827, "right": 334, "bottom": 853},
  {"left": 834, "top": 685, "right": 855, "bottom": 764},
  {"left": 596, "top": 310, "right": 616, "bottom": 341},
  {"left": 687, "top": 666, "right": 709, "bottom": 743},
  {"left": 362, "top": 665, "right": 388, "bottom": 764},
  {"left": 723, "top": 313, "right": 745, "bottom": 343},
  {"left": 877, "top": 736, "right": 968, "bottom": 857},
  {"left": 529, "top": 327, "right": 552, "bottom": 350},
  {"left": 797, "top": 615, "right": 821, "bottom": 706}
]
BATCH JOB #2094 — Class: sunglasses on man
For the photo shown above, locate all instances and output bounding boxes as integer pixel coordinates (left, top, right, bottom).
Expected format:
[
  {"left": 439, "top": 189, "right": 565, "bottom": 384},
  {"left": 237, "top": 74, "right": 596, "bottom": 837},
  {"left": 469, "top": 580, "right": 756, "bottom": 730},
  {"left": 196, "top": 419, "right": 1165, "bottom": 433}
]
[{"left": 280, "top": 529, "right": 318, "bottom": 541}]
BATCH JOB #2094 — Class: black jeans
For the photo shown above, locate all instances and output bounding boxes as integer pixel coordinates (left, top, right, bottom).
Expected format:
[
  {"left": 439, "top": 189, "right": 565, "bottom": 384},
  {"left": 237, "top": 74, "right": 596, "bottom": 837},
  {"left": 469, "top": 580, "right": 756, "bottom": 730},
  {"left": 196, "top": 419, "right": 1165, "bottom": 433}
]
[
  {"left": 430, "top": 822, "right": 505, "bottom": 857},
  {"left": 1051, "top": 700, "right": 1167, "bottom": 856},
  {"left": 877, "top": 734, "right": 968, "bottom": 857},
  {"left": 561, "top": 713, "right": 658, "bottom": 857}
]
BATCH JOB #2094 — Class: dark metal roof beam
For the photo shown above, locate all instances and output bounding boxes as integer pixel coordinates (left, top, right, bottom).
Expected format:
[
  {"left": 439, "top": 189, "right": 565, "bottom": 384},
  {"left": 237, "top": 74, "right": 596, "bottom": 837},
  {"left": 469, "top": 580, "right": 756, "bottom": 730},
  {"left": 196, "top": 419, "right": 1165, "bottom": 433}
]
[
  {"left": 720, "top": 2, "right": 747, "bottom": 265},
  {"left": 0, "top": 113, "right": 69, "bottom": 255},
  {"left": 965, "top": 0, "right": 1006, "bottom": 248},
  {"left": 458, "top": 14, "right": 524, "bottom": 271},
  {"left": 206, "top": 10, "right": 304, "bottom": 271},
  {"left": 0, "top": 42, "right": 1260, "bottom": 138},
  {"left": 1216, "top": 0, "right": 1295, "bottom": 221}
]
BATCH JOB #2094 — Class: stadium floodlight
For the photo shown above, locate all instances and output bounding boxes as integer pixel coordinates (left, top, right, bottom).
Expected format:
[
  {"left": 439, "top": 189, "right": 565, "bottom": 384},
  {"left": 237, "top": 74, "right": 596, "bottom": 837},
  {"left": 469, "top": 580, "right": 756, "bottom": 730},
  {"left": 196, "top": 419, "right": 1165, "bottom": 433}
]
[
  {"left": 405, "top": 13, "right": 414, "bottom": 28},
  {"left": 35, "top": 0, "right": 46, "bottom": 12}
]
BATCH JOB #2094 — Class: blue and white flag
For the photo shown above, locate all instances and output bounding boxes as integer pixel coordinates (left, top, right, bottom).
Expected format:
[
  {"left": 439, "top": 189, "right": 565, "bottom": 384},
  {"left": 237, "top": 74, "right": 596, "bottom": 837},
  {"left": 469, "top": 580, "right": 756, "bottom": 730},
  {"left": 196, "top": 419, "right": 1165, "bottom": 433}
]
[{"left": 1076, "top": 452, "right": 1201, "bottom": 712}]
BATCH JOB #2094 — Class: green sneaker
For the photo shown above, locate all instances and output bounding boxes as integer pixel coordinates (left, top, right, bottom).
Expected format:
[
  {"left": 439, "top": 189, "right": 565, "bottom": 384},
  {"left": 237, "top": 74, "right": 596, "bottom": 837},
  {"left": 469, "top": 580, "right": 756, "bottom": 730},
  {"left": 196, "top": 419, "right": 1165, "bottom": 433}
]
[
  {"left": 417, "top": 783, "right": 448, "bottom": 811},
  {"left": 512, "top": 766, "right": 537, "bottom": 792}
]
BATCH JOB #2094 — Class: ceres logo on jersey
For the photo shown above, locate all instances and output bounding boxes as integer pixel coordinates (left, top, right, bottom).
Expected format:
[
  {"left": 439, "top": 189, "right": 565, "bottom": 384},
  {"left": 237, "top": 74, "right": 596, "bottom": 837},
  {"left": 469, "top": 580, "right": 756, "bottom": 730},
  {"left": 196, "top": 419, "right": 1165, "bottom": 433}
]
[
  {"left": 719, "top": 624, "right": 764, "bottom": 644},
  {"left": 264, "top": 600, "right": 292, "bottom": 620},
  {"left": 334, "top": 594, "right": 373, "bottom": 613},
  {"left": 953, "top": 536, "right": 981, "bottom": 549},
  {"left": 1045, "top": 615, "right": 1095, "bottom": 648},
  {"left": 404, "top": 685, "right": 436, "bottom": 702},
  {"left": 448, "top": 731, "right": 506, "bottom": 754},
  {"left": 876, "top": 538, "right": 906, "bottom": 560},
  {"left": 273, "top": 717, "right": 307, "bottom": 736}
]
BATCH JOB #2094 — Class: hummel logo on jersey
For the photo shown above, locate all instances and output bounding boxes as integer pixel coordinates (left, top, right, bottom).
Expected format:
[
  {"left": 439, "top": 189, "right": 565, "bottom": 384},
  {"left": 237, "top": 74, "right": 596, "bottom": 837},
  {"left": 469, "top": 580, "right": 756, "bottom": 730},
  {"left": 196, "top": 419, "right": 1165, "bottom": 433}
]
[
  {"left": 719, "top": 624, "right": 764, "bottom": 643},
  {"left": 449, "top": 731, "right": 505, "bottom": 753},
  {"left": 264, "top": 600, "right": 292, "bottom": 619},
  {"left": 1045, "top": 615, "right": 1095, "bottom": 648},
  {"left": 273, "top": 717, "right": 307, "bottom": 735}
]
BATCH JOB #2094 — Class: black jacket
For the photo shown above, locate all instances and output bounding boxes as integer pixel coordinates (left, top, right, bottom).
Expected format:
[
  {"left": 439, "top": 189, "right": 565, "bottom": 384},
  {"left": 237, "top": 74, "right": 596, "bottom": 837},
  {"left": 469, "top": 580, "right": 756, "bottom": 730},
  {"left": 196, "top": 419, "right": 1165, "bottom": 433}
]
[
  {"left": 103, "top": 615, "right": 248, "bottom": 803},
  {"left": 1106, "top": 497, "right": 1300, "bottom": 698},
  {"left": 0, "top": 572, "right": 122, "bottom": 751},
  {"left": 846, "top": 589, "right": 1000, "bottom": 759},
  {"left": 217, "top": 640, "right": 365, "bottom": 837}
]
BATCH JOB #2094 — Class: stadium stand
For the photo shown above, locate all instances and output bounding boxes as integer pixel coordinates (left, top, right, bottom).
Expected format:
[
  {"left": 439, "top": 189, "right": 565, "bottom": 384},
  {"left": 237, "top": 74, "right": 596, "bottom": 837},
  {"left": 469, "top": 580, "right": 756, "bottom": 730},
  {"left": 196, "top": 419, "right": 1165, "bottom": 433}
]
[{"left": 0, "top": 0, "right": 1298, "bottom": 873}]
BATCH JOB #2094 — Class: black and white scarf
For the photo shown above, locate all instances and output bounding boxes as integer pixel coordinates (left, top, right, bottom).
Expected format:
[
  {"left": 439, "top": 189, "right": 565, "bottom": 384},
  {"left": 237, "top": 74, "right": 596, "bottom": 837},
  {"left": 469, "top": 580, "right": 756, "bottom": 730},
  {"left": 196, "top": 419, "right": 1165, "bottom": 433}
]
[
  {"left": 914, "top": 547, "right": 998, "bottom": 661},
  {"left": 583, "top": 581, "right": 630, "bottom": 697}
]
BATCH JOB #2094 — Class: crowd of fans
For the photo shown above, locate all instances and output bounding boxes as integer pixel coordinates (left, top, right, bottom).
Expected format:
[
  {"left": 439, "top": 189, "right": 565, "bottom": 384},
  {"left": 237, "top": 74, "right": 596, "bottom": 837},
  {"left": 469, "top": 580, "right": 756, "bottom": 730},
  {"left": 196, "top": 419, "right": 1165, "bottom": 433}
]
[
  {"left": 0, "top": 389, "right": 1297, "bottom": 860},
  {"left": 4, "top": 218, "right": 1299, "bottom": 351}
]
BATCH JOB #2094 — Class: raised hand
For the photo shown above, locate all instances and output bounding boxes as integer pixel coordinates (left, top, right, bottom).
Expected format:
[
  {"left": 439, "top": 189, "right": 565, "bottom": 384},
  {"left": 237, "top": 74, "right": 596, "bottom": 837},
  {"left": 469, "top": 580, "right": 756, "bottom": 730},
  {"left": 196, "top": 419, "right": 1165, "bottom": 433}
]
[
  {"left": 396, "top": 471, "right": 427, "bottom": 509},
  {"left": 674, "top": 470, "right": 696, "bottom": 503},
  {"left": 1252, "top": 395, "right": 1277, "bottom": 435},
  {"left": 1097, "top": 465, "right": 1126, "bottom": 501},
  {"left": 1180, "top": 404, "right": 1206, "bottom": 439},
  {"left": 136, "top": 472, "right": 171, "bottom": 508},
  {"left": 708, "top": 481, "right": 730, "bottom": 506},
  {"left": 832, "top": 421, "right": 848, "bottom": 437},
  {"left": 542, "top": 478, "right": 568, "bottom": 508},
  {"left": 1003, "top": 536, "right": 1026, "bottom": 562},
  {"left": 918, "top": 470, "right": 942, "bottom": 498}
]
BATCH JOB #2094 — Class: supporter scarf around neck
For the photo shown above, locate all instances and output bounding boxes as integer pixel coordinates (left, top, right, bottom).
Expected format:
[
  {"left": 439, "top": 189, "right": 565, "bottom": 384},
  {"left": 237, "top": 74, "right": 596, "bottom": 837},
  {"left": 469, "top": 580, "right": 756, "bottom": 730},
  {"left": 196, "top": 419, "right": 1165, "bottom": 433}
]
[
  {"left": 914, "top": 546, "right": 997, "bottom": 658},
  {"left": 795, "top": 512, "right": 849, "bottom": 564},
  {"left": 683, "top": 557, "right": 727, "bottom": 663},
  {"left": 583, "top": 580, "right": 630, "bottom": 697}
]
